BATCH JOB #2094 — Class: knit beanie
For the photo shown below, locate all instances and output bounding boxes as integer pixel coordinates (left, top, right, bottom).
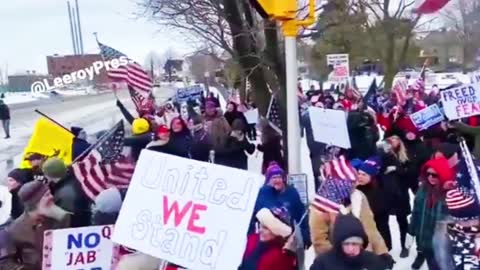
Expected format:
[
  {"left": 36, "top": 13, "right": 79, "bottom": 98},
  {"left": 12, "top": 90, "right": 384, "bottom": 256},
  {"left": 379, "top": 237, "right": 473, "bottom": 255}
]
[
  {"left": 358, "top": 156, "right": 382, "bottom": 177},
  {"left": 255, "top": 206, "right": 292, "bottom": 238},
  {"left": 70, "top": 126, "right": 83, "bottom": 137},
  {"left": 94, "top": 187, "right": 123, "bottom": 214},
  {"left": 7, "top": 168, "right": 32, "bottom": 184},
  {"left": 17, "top": 181, "right": 49, "bottom": 210},
  {"left": 265, "top": 162, "right": 285, "bottom": 184},
  {"left": 42, "top": 158, "right": 68, "bottom": 179},
  {"left": 132, "top": 118, "right": 150, "bottom": 135},
  {"left": 445, "top": 188, "right": 480, "bottom": 221},
  {"left": 422, "top": 157, "right": 455, "bottom": 187}
]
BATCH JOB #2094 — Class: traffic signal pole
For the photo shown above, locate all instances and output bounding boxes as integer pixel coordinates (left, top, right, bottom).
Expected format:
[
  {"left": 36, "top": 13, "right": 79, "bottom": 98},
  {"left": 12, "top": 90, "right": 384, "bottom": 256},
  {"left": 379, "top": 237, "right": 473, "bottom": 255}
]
[
  {"left": 250, "top": 0, "right": 315, "bottom": 174},
  {"left": 284, "top": 20, "right": 301, "bottom": 173}
]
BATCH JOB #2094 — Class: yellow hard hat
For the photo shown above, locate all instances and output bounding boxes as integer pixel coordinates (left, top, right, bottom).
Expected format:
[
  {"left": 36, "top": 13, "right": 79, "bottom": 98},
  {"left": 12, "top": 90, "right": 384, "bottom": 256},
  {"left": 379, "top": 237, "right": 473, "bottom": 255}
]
[{"left": 132, "top": 118, "right": 150, "bottom": 135}]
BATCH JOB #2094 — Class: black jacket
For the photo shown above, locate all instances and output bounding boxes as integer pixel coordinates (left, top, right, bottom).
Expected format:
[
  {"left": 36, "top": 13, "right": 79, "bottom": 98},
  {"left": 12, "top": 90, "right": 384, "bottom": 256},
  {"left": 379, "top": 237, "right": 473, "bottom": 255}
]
[
  {"left": 310, "top": 214, "right": 388, "bottom": 270},
  {"left": 0, "top": 103, "right": 10, "bottom": 120},
  {"left": 347, "top": 111, "right": 379, "bottom": 160},
  {"left": 124, "top": 132, "right": 153, "bottom": 161},
  {"left": 72, "top": 138, "right": 91, "bottom": 160},
  {"left": 215, "top": 136, "right": 255, "bottom": 170},
  {"left": 168, "top": 132, "right": 192, "bottom": 158},
  {"left": 49, "top": 170, "right": 91, "bottom": 228},
  {"left": 224, "top": 111, "right": 248, "bottom": 132},
  {"left": 190, "top": 130, "right": 213, "bottom": 162},
  {"left": 301, "top": 111, "right": 326, "bottom": 156},
  {"left": 257, "top": 136, "right": 284, "bottom": 172}
]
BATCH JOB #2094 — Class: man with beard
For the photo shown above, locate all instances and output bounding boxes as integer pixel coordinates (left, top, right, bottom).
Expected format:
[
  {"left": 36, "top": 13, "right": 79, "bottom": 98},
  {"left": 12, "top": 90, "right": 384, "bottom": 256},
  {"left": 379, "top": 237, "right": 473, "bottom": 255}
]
[
  {"left": 310, "top": 214, "right": 389, "bottom": 270},
  {"left": 6, "top": 181, "right": 70, "bottom": 270}
]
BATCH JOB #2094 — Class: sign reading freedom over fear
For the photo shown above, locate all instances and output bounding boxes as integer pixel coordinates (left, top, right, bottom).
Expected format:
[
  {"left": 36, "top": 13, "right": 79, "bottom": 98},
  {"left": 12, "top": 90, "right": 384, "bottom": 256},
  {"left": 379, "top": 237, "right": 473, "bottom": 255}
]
[
  {"left": 441, "top": 82, "right": 480, "bottom": 120},
  {"left": 112, "top": 150, "right": 263, "bottom": 270}
]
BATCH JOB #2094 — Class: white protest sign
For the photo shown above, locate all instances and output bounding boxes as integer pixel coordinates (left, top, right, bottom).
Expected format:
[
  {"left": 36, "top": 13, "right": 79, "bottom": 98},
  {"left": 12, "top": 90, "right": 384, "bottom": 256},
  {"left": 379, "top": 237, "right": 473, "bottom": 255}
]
[
  {"left": 309, "top": 107, "right": 351, "bottom": 149},
  {"left": 440, "top": 83, "right": 480, "bottom": 120},
  {"left": 43, "top": 225, "right": 114, "bottom": 270},
  {"left": 409, "top": 104, "right": 444, "bottom": 130},
  {"left": 113, "top": 150, "right": 264, "bottom": 270},
  {"left": 472, "top": 71, "right": 480, "bottom": 84},
  {"left": 244, "top": 109, "right": 259, "bottom": 124},
  {"left": 327, "top": 54, "right": 349, "bottom": 81}
]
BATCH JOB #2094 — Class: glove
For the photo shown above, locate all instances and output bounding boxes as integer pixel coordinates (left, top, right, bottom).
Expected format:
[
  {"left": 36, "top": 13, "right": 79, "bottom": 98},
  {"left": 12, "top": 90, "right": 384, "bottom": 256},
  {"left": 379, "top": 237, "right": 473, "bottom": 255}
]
[
  {"left": 380, "top": 253, "right": 395, "bottom": 269},
  {"left": 116, "top": 99, "right": 121, "bottom": 107}
]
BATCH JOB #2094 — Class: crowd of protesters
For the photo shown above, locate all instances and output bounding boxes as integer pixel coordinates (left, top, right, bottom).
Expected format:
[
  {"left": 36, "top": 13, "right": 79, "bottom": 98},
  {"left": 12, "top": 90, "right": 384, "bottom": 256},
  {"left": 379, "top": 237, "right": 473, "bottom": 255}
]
[{"left": 1, "top": 79, "right": 480, "bottom": 270}]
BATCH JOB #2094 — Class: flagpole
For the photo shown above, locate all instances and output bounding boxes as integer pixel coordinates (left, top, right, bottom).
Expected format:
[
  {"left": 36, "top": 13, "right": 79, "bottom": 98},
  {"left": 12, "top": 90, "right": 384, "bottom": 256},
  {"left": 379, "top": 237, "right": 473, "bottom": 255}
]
[{"left": 34, "top": 110, "right": 72, "bottom": 134}]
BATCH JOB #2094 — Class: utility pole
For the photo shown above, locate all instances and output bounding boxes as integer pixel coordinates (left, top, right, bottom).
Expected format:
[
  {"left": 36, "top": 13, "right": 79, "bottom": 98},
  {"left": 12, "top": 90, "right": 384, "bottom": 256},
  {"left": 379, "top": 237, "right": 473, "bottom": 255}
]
[{"left": 250, "top": 0, "right": 315, "bottom": 174}]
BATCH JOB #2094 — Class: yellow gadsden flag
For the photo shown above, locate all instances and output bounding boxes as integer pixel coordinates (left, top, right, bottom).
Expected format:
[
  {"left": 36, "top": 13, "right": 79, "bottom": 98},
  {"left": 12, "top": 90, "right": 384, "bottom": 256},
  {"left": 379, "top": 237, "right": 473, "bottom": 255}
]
[{"left": 20, "top": 117, "right": 74, "bottom": 168}]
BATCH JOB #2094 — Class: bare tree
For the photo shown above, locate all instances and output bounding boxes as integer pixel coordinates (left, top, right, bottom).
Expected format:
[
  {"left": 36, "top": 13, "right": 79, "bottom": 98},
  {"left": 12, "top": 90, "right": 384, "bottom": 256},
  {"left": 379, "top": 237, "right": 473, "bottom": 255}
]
[{"left": 442, "top": 0, "right": 480, "bottom": 71}]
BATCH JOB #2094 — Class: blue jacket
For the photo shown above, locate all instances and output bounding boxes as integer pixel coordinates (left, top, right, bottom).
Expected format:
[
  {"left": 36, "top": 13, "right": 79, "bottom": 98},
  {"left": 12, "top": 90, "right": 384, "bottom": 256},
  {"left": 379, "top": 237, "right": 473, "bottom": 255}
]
[{"left": 248, "top": 185, "right": 311, "bottom": 246}]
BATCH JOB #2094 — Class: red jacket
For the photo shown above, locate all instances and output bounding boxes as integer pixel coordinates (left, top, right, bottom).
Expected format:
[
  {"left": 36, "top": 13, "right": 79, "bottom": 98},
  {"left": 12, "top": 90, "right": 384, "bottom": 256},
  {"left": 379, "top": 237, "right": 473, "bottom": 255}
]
[{"left": 243, "top": 234, "right": 296, "bottom": 270}]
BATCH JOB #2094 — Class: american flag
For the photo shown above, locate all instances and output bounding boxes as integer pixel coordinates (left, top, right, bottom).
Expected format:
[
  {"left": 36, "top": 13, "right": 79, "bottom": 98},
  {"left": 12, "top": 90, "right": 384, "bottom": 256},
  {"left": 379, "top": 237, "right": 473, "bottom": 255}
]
[
  {"left": 321, "top": 155, "right": 357, "bottom": 182},
  {"left": 72, "top": 120, "right": 135, "bottom": 200},
  {"left": 98, "top": 42, "right": 153, "bottom": 111},
  {"left": 267, "top": 93, "right": 282, "bottom": 134},
  {"left": 392, "top": 78, "right": 408, "bottom": 105},
  {"left": 312, "top": 177, "right": 355, "bottom": 213},
  {"left": 363, "top": 78, "right": 379, "bottom": 112}
]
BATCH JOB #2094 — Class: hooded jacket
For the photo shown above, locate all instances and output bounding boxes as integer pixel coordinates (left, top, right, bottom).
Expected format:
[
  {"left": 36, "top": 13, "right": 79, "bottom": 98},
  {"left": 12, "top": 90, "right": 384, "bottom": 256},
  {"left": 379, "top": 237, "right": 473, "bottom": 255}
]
[
  {"left": 310, "top": 214, "right": 388, "bottom": 270},
  {"left": 224, "top": 103, "right": 248, "bottom": 131},
  {"left": 309, "top": 190, "right": 388, "bottom": 256}
]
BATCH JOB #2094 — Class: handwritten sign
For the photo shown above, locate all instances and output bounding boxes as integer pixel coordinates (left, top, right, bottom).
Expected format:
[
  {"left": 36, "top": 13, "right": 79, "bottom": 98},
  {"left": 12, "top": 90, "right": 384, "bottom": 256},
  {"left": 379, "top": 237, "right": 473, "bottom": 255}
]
[
  {"left": 176, "top": 85, "right": 204, "bottom": 103},
  {"left": 409, "top": 104, "right": 445, "bottom": 130},
  {"left": 244, "top": 109, "right": 259, "bottom": 124},
  {"left": 309, "top": 107, "right": 351, "bottom": 149},
  {"left": 287, "top": 174, "right": 308, "bottom": 205},
  {"left": 472, "top": 71, "right": 480, "bottom": 84},
  {"left": 440, "top": 83, "right": 480, "bottom": 120},
  {"left": 327, "top": 54, "right": 349, "bottom": 81},
  {"left": 43, "top": 225, "right": 114, "bottom": 270},
  {"left": 112, "top": 150, "right": 263, "bottom": 270}
]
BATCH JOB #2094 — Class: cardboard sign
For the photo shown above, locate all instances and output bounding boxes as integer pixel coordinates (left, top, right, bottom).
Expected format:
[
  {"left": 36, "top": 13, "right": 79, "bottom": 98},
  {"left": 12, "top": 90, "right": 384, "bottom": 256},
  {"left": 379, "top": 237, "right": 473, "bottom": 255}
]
[
  {"left": 309, "top": 107, "right": 351, "bottom": 149},
  {"left": 43, "top": 225, "right": 114, "bottom": 270},
  {"left": 409, "top": 104, "right": 445, "bottom": 130},
  {"left": 440, "top": 83, "right": 480, "bottom": 120},
  {"left": 287, "top": 174, "right": 308, "bottom": 205},
  {"left": 112, "top": 150, "right": 263, "bottom": 270},
  {"left": 327, "top": 54, "right": 349, "bottom": 81},
  {"left": 176, "top": 85, "right": 204, "bottom": 103},
  {"left": 244, "top": 109, "right": 259, "bottom": 124}
]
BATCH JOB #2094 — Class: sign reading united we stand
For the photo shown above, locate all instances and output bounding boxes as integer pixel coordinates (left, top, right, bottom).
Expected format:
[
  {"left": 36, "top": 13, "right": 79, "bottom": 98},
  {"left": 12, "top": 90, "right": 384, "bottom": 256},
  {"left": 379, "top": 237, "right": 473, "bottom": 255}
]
[
  {"left": 112, "top": 150, "right": 264, "bottom": 270},
  {"left": 441, "top": 82, "right": 480, "bottom": 120}
]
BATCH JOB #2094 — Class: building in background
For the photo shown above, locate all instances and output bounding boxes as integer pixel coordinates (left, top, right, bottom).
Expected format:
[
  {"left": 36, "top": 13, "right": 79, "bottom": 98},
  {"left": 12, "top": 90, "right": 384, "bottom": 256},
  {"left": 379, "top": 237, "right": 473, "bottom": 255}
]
[
  {"left": 46, "top": 54, "right": 111, "bottom": 86},
  {"left": 416, "top": 29, "right": 464, "bottom": 71},
  {"left": 8, "top": 71, "right": 49, "bottom": 92}
]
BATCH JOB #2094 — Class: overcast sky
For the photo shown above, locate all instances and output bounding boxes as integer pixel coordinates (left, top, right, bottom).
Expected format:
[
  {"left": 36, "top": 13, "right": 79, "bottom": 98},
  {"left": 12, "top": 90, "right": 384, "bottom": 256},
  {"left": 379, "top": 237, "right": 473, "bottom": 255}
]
[{"left": 0, "top": 0, "right": 193, "bottom": 74}]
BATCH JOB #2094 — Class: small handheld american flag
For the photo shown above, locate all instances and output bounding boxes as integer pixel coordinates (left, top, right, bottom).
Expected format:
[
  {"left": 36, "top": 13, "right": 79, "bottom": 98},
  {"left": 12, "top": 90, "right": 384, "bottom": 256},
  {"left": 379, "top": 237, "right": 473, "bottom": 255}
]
[
  {"left": 267, "top": 93, "right": 282, "bottom": 135},
  {"left": 72, "top": 120, "right": 135, "bottom": 200}
]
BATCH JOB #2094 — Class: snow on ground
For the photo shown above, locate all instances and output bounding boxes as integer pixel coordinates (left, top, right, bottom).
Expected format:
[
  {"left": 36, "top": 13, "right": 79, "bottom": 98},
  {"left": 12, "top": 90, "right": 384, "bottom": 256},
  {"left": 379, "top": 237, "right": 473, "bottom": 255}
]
[{"left": 2, "top": 92, "right": 40, "bottom": 104}]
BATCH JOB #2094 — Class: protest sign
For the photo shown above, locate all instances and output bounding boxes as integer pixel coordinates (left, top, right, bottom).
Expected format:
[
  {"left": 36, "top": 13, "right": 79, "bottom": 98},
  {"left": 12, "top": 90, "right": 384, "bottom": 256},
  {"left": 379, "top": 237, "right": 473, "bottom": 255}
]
[
  {"left": 176, "top": 85, "right": 204, "bottom": 103},
  {"left": 309, "top": 107, "right": 351, "bottom": 149},
  {"left": 287, "top": 174, "right": 308, "bottom": 205},
  {"left": 472, "top": 71, "right": 480, "bottom": 84},
  {"left": 327, "top": 54, "right": 349, "bottom": 81},
  {"left": 409, "top": 104, "right": 445, "bottom": 130},
  {"left": 113, "top": 150, "right": 264, "bottom": 270},
  {"left": 244, "top": 109, "right": 259, "bottom": 124},
  {"left": 440, "top": 82, "right": 480, "bottom": 120},
  {"left": 42, "top": 225, "right": 114, "bottom": 270}
]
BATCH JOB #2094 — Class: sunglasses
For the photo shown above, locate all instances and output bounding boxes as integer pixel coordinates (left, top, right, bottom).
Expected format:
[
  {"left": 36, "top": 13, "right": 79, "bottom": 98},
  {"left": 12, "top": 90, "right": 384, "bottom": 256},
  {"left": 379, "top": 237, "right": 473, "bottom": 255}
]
[{"left": 426, "top": 172, "right": 438, "bottom": 178}]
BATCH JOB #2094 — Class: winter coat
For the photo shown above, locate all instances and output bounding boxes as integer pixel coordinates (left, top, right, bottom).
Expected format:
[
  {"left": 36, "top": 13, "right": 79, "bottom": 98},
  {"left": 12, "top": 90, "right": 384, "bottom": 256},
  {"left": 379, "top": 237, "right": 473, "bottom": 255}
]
[
  {"left": 347, "top": 111, "right": 379, "bottom": 160},
  {"left": 301, "top": 110, "right": 326, "bottom": 156},
  {"left": 249, "top": 185, "right": 311, "bottom": 247},
  {"left": 309, "top": 190, "right": 388, "bottom": 256},
  {"left": 0, "top": 103, "right": 10, "bottom": 120},
  {"left": 146, "top": 139, "right": 176, "bottom": 156},
  {"left": 257, "top": 136, "right": 284, "bottom": 173},
  {"left": 6, "top": 213, "right": 69, "bottom": 270},
  {"left": 310, "top": 214, "right": 388, "bottom": 270},
  {"left": 403, "top": 140, "right": 431, "bottom": 192},
  {"left": 116, "top": 99, "right": 135, "bottom": 124},
  {"left": 239, "top": 234, "right": 296, "bottom": 270},
  {"left": 378, "top": 155, "right": 411, "bottom": 216},
  {"left": 168, "top": 132, "right": 192, "bottom": 158},
  {"left": 190, "top": 130, "right": 213, "bottom": 162},
  {"left": 72, "top": 138, "right": 91, "bottom": 160},
  {"left": 215, "top": 136, "right": 254, "bottom": 170},
  {"left": 124, "top": 132, "right": 154, "bottom": 161},
  {"left": 224, "top": 105, "right": 248, "bottom": 132},
  {"left": 409, "top": 185, "right": 449, "bottom": 252},
  {"left": 49, "top": 170, "right": 91, "bottom": 228}
]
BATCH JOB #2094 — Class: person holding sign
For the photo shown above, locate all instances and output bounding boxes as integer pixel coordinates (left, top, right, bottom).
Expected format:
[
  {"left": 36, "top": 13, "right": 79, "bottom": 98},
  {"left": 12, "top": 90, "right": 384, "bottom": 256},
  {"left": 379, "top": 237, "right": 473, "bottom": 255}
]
[{"left": 240, "top": 207, "right": 297, "bottom": 270}]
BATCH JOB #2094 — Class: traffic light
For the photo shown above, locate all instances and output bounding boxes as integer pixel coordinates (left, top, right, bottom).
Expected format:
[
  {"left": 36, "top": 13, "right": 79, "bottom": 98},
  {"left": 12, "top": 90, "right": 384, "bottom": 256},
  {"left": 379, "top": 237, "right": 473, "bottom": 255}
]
[{"left": 249, "top": 0, "right": 297, "bottom": 20}]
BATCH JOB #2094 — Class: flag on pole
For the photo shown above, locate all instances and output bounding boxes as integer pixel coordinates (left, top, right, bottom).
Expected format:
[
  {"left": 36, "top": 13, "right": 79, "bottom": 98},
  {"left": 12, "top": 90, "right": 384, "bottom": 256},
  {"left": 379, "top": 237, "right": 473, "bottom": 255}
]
[
  {"left": 267, "top": 93, "right": 282, "bottom": 134},
  {"left": 97, "top": 42, "right": 153, "bottom": 111},
  {"left": 363, "top": 79, "right": 379, "bottom": 112},
  {"left": 20, "top": 117, "right": 74, "bottom": 168},
  {"left": 321, "top": 155, "right": 357, "bottom": 182},
  {"left": 392, "top": 78, "right": 408, "bottom": 105},
  {"left": 414, "top": 0, "right": 451, "bottom": 14},
  {"left": 72, "top": 120, "right": 135, "bottom": 200}
]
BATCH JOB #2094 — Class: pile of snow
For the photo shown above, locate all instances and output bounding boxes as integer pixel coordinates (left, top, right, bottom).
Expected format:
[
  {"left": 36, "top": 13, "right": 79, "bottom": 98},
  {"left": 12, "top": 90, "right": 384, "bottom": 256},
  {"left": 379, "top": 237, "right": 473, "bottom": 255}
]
[{"left": 2, "top": 92, "right": 40, "bottom": 105}]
